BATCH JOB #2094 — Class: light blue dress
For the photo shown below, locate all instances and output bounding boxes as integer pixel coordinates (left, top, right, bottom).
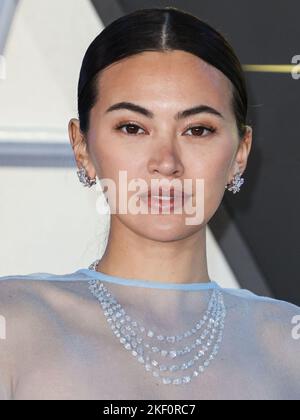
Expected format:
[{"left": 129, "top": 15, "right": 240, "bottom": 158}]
[{"left": 0, "top": 264, "right": 299, "bottom": 400}]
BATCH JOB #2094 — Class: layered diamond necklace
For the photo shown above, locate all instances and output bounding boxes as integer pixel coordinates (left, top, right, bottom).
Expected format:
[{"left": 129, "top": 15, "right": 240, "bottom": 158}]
[{"left": 87, "top": 260, "right": 226, "bottom": 386}]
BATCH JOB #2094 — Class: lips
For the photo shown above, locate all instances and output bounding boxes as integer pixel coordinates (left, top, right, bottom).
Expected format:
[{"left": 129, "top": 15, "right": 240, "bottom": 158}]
[
  {"left": 139, "top": 186, "right": 191, "bottom": 212},
  {"left": 140, "top": 186, "right": 190, "bottom": 200}
]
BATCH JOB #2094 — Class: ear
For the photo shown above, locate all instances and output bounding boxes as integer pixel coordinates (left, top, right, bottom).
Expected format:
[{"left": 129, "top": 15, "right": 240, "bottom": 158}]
[
  {"left": 68, "top": 118, "right": 96, "bottom": 177},
  {"left": 228, "top": 125, "right": 253, "bottom": 180}
]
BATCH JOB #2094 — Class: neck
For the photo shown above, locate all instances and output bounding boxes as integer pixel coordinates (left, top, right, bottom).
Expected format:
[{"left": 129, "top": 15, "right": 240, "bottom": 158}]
[{"left": 96, "top": 216, "right": 211, "bottom": 285}]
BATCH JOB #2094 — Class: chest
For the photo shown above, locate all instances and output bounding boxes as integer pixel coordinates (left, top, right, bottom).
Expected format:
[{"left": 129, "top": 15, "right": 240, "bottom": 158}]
[{"left": 13, "top": 326, "right": 289, "bottom": 400}]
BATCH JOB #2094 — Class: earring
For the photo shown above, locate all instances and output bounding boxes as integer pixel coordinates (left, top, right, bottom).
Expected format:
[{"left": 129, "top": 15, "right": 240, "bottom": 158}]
[
  {"left": 77, "top": 167, "right": 97, "bottom": 188},
  {"left": 225, "top": 171, "right": 244, "bottom": 194}
]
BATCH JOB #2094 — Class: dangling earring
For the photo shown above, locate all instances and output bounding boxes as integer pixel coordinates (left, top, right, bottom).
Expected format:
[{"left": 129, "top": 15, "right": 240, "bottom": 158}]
[
  {"left": 77, "top": 167, "right": 97, "bottom": 188},
  {"left": 225, "top": 171, "right": 244, "bottom": 194}
]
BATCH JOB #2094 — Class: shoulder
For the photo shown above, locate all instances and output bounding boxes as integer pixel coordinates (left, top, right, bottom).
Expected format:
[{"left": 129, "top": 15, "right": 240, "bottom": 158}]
[
  {"left": 0, "top": 270, "right": 92, "bottom": 324},
  {"left": 0, "top": 273, "right": 72, "bottom": 319},
  {"left": 0, "top": 274, "right": 66, "bottom": 356},
  {"left": 0, "top": 275, "right": 52, "bottom": 333},
  {"left": 0, "top": 269, "right": 95, "bottom": 340},
  {"left": 222, "top": 285, "right": 300, "bottom": 338},
  {"left": 0, "top": 271, "right": 92, "bottom": 400},
  {"left": 221, "top": 285, "right": 300, "bottom": 322},
  {"left": 222, "top": 286, "right": 300, "bottom": 394},
  {"left": 0, "top": 276, "right": 44, "bottom": 400}
]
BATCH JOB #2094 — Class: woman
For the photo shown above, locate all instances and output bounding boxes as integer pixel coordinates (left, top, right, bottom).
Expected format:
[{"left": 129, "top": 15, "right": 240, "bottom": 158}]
[{"left": 0, "top": 7, "right": 299, "bottom": 400}]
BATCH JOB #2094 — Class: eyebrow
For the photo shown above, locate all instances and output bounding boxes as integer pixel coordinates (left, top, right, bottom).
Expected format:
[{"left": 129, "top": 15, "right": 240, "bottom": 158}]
[{"left": 105, "top": 101, "right": 224, "bottom": 120}]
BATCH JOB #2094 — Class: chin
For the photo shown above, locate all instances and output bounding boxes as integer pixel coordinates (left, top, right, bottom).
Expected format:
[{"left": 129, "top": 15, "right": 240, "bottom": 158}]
[{"left": 124, "top": 214, "right": 202, "bottom": 242}]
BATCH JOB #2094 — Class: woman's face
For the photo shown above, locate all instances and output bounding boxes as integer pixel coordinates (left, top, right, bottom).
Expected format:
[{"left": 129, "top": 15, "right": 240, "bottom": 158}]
[{"left": 75, "top": 50, "right": 252, "bottom": 241}]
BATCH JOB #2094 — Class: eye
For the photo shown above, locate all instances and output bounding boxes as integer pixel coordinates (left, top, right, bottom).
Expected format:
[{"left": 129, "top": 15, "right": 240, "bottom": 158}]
[
  {"left": 114, "top": 122, "right": 216, "bottom": 138},
  {"left": 115, "top": 122, "right": 145, "bottom": 136},
  {"left": 184, "top": 125, "right": 216, "bottom": 137}
]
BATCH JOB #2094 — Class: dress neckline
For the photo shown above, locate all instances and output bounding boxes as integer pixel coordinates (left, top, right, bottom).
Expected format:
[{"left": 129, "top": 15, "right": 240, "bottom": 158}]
[{"left": 78, "top": 267, "right": 219, "bottom": 291}]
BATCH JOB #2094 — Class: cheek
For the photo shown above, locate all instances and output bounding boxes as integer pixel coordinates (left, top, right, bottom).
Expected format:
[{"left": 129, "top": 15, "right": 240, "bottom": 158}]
[
  {"left": 190, "top": 140, "right": 235, "bottom": 185},
  {"left": 89, "top": 140, "right": 142, "bottom": 205},
  {"left": 207, "top": 145, "right": 234, "bottom": 182},
  {"left": 188, "top": 141, "right": 236, "bottom": 213},
  {"left": 89, "top": 137, "right": 127, "bottom": 179},
  {"left": 89, "top": 125, "right": 145, "bottom": 182}
]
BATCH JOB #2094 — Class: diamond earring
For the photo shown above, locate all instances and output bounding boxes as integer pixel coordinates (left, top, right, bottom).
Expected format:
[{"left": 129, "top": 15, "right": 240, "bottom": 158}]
[
  {"left": 225, "top": 171, "right": 244, "bottom": 194},
  {"left": 77, "top": 167, "right": 97, "bottom": 188}
]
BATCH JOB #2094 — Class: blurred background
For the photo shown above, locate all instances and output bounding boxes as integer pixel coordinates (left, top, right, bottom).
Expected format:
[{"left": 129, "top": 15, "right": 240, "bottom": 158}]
[{"left": 0, "top": 0, "right": 299, "bottom": 305}]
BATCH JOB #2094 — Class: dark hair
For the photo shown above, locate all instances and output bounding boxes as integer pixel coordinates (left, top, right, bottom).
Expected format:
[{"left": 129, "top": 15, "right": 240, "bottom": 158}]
[{"left": 78, "top": 7, "right": 248, "bottom": 139}]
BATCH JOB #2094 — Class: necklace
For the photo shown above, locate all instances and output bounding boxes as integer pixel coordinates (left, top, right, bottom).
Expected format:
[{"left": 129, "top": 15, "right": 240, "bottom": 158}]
[{"left": 87, "top": 259, "right": 226, "bottom": 386}]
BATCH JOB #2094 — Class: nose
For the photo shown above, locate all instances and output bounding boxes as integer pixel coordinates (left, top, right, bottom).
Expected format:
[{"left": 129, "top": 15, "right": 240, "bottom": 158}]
[{"left": 147, "top": 143, "right": 184, "bottom": 178}]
